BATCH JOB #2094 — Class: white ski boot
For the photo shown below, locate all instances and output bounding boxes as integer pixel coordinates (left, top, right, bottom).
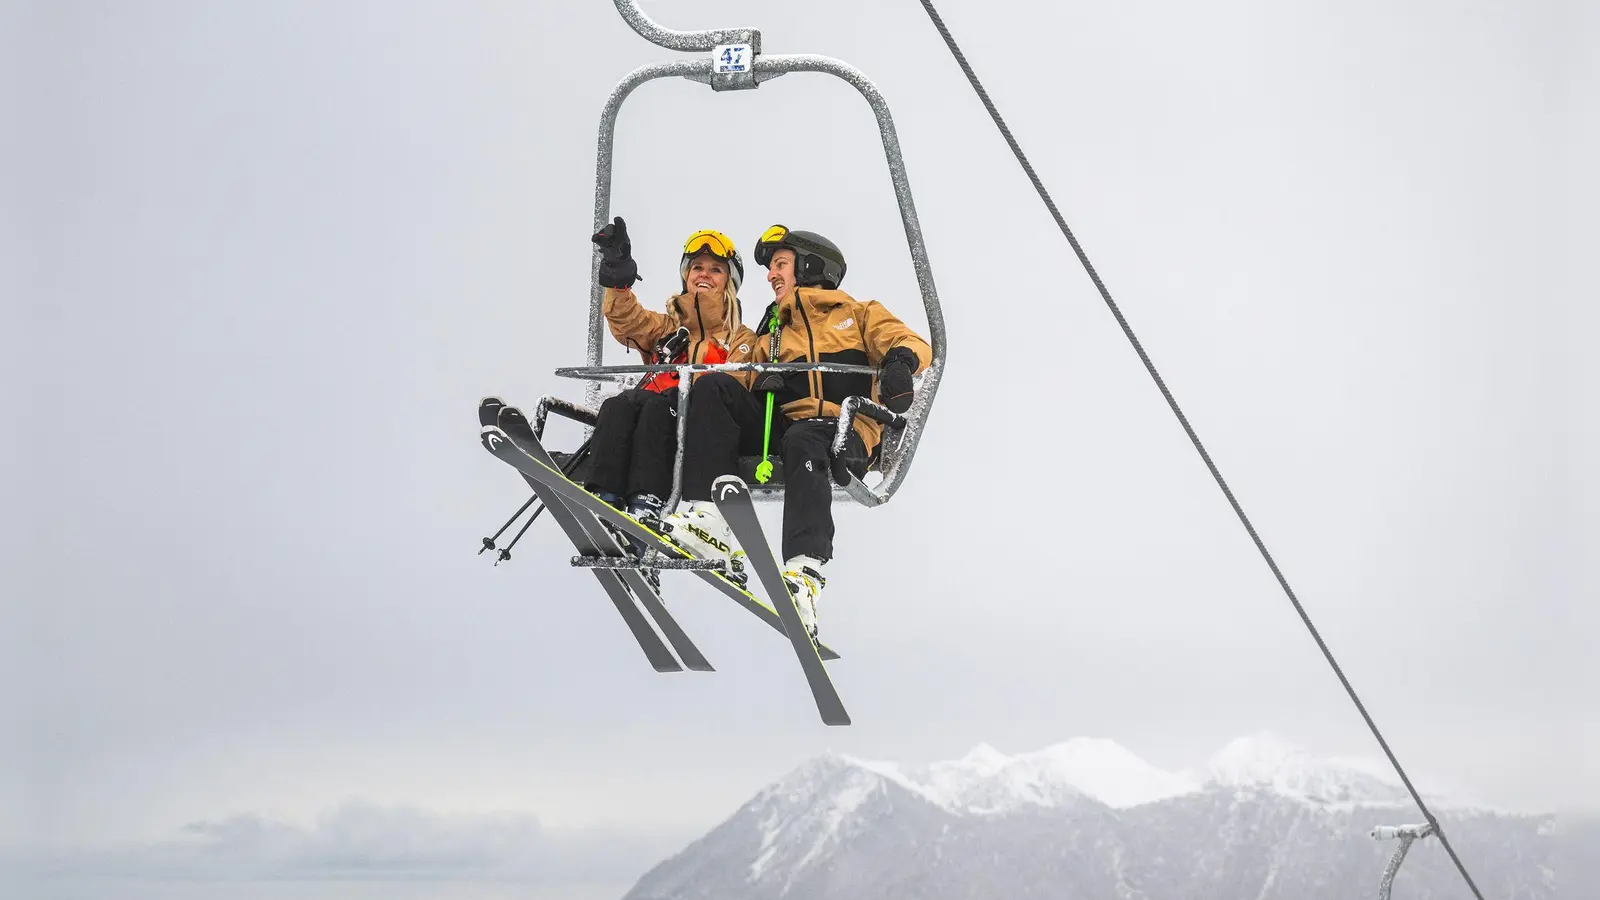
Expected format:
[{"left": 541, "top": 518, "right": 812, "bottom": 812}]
[
  {"left": 661, "top": 500, "right": 747, "bottom": 585},
  {"left": 781, "top": 555, "right": 826, "bottom": 641}
]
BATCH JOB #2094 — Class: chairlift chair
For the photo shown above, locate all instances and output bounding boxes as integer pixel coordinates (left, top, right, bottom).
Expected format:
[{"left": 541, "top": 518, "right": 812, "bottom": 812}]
[
  {"left": 531, "top": 0, "right": 948, "bottom": 512},
  {"left": 477, "top": 0, "right": 950, "bottom": 727}
]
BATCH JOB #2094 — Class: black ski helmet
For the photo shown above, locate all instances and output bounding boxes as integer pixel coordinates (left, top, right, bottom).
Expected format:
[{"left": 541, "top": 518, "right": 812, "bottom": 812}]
[{"left": 753, "top": 225, "right": 847, "bottom": 290}]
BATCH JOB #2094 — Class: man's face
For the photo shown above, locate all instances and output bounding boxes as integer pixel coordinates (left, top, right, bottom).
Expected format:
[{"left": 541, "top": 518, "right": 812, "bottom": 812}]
[{"left": 767, "top": 249, "right": 797, "bottom": 301}]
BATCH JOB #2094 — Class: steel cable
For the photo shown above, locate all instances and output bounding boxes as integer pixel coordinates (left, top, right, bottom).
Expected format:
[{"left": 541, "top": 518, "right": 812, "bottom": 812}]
[{"left": 910, "top": 2, "right": 1487, "bottom": 897}]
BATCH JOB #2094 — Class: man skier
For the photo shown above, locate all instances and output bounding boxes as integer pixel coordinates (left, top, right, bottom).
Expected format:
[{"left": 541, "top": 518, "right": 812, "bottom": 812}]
[{"left": 662, "top": 224, "right": 931, "bottom": 640}]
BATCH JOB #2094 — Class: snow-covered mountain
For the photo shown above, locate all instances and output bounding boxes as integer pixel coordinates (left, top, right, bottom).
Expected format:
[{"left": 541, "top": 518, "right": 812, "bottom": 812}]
[
  {"left": 621, "top": 733, "right": 1563, "bottom": 900},
  {"left": 853, "top": 737, "right": 1200, "bottom": 814},
  {"left": 1188, "top": 731, "right": 1421, "bottom": 807}
]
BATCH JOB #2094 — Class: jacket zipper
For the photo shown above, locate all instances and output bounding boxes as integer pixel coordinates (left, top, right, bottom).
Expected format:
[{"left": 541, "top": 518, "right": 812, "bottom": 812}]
[
  {"left": 690, "top": 295, "right": 705, "bottom": 370},
  {"left": 794, "top": 297, "right": 823, "bottom": 418}
]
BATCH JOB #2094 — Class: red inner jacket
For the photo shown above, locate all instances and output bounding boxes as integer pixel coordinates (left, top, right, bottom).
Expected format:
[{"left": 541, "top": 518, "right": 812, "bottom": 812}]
[{"left": 640, "top": 340, "right": 728, "bottom": 393}]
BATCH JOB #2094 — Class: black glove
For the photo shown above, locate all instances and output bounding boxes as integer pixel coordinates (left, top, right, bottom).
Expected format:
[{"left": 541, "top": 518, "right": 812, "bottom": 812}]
[
  {"left": 878, "top": 346, "right": 918, "bottom": 413},
  {"left": 592, "top": 216, "right": 639, "bottom": 289},
  {"left": 655, "top": 326, "right": 690, "bottom": 364}
]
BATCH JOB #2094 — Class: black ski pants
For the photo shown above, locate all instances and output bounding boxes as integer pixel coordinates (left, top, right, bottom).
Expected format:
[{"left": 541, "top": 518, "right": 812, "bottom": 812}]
[
  {"left": 680, "top": 373, "right": 869, "bottom": 562},
  {"left": 583, "top": 386, "right": 678, "bottom": 501}
]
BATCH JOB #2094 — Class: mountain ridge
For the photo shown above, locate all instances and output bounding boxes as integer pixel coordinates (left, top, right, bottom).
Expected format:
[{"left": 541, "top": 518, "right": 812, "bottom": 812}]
[
  {"left": 620, "top": 732, "right": 1558, "bottom": 900},
  {"left": 834, "top": 730, "right": 1487, "bottom": 816}
]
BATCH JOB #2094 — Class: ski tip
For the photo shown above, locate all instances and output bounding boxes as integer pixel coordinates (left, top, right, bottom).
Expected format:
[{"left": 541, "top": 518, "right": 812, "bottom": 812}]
[
  {"left": 479, "top": 396, "right": 507, "bottom": 427},
  {"left": 712, "top": 475, "right": 749, "bottom": 501}
]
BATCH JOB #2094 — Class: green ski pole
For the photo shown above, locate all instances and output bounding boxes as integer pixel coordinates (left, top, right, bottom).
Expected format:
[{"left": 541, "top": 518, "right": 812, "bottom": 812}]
[
  {"left": 755, "top": 305, "right": 782, "bottom": 483},
  {"left": 756, "top": 392, "right": 775, "bottom": 482}
]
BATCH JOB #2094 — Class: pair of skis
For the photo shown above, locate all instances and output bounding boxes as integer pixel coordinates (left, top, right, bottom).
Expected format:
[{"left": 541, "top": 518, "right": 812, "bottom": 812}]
[{"left": 479, "top": 398, "right": 851, "bottom": 726}]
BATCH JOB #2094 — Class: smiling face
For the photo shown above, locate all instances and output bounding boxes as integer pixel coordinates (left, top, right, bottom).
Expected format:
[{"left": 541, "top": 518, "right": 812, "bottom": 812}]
[
  {"left": 766, "top": 248, "right": 797, "bottom": 303},
  {"left": 684, "top": 252, "right": 729, "bottom": 297}
]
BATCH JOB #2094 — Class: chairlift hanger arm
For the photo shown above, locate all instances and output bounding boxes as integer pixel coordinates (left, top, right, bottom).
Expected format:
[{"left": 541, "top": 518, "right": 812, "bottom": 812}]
[{"left": 611, "top": 0, "right": 759, "bottom": 53}]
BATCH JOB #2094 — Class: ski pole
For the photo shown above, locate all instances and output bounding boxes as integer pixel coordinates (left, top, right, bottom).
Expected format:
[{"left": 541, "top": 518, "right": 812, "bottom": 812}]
[
  {"left": 487, "top": 433, "right": 596, "bottom": 561},
  {"left": 497, "top": 505, "right": 541, "bottom": 564},
  {"left": 480, "top": 494, "right": 537, "bottom": 554},
  {"left": 755, "top": 392, "right": 775, "bottom": 482},
  {"left": 755, "top": 307, "right": 782, "bottom": 483}
]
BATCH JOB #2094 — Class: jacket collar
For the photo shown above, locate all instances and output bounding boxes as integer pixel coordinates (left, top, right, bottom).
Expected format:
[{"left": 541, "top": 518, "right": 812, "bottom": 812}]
[
  {"left": 670, "top": 290, "right": 730, "bottom": 340},
  {"left": 774, "top": 286, "right": 849, "bottom": 324}
]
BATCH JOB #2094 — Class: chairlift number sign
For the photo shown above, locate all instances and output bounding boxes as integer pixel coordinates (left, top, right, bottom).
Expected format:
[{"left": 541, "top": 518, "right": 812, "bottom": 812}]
[{"left": 713, "top": 44, "right": 751, "bottom": 74}]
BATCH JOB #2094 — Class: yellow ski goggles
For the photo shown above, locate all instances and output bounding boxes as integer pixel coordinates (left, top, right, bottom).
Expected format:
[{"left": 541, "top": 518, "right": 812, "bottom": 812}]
[
  {"left": 754, "top": 224, "right": 790, "bottom": 266},
  {"left": 681, "top": 228, "right": 744, "bottom": 289},
  {"left": 682, "top": 229, "right": 738, "bottom": 260},
  {"left": 755, "top": 224, "right": 830, "bottom": 267}
]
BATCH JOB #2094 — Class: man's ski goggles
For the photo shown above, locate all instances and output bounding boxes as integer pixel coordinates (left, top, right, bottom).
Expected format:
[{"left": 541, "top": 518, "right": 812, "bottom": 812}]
[
  {"left": 682, "top": 229, "right": 738, "bottom": 260},
  {"left": 755, "top": 224, "right": 830, "bottom": 267},
  {"left": 753, "top": 224, "right": 790, "bottom": 266}
]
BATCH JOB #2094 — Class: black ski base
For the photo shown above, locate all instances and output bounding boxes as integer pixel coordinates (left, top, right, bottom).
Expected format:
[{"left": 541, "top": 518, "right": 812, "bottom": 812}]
[
  {"left": 481, "top": 402, "right": 840, "bottom": 661},
  {"left": 712, "top": 475, "right": 851, "bottom": 726},
  {"left": 479, "top": 397, "right": 711, "bottom": 673},
  {"left": 477, "top": 396, "right": 852, "bottom": 725}
]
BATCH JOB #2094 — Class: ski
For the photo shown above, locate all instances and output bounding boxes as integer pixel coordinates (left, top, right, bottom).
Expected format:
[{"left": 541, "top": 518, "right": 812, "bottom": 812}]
[
  {"left": 481, "top": 408, "right": 841, "bottom": 661},
  {"left": 711, "top": 475, "right": 851, "bottom": 726},
  {"left": 478, "top": 401, "right": 705, "bottom": 673},
  {"left": 485, "top": 403, "right": 712, "bottom": 672}
]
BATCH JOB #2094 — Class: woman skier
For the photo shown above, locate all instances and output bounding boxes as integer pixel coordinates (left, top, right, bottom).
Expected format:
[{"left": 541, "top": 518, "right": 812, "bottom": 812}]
[{"left": 582, "top": 217, "right": 760, "bottom": 541}]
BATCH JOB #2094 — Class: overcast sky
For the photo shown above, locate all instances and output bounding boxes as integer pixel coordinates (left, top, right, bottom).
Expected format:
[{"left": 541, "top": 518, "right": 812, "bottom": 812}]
[{"left": 7, "top": 0, "right": 1593, "bottom": 898}]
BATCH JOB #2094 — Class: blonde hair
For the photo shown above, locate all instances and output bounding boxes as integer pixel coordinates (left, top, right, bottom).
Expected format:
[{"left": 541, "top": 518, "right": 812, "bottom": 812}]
[
  {"left": 677, "top": 248, "right": 744, "bottom": 349},
  {"left": 722, "top": 283, "right": 742, "bottom": 349}
]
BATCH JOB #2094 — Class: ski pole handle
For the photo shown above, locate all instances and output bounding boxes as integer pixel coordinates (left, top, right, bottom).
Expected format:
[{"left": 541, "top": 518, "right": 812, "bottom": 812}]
[{"left": 755, "top": 392, "right": 775, "bottom": 482}]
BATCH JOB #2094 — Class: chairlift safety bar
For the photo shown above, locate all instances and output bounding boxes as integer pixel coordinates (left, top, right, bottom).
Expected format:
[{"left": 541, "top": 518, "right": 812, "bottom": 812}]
[{"left": 556, "top": 361, "right": 883, "bottom": 378}]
